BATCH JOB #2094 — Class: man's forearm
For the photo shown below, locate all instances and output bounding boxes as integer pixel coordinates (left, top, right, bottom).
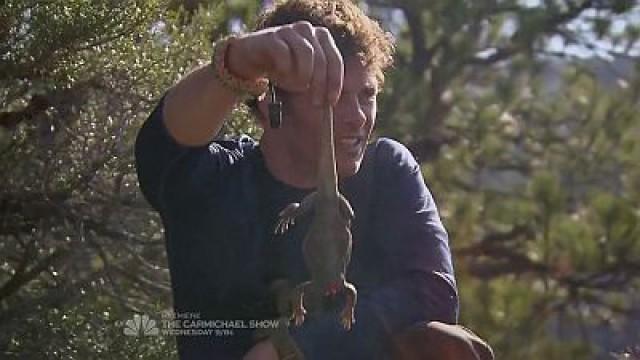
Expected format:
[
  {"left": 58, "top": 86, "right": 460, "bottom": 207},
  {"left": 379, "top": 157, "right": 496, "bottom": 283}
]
[
  {"left": 162, "top": 39, "right": 263, "bottom": 147},
  {"left": 163, "top": 64, "right": 239, "bottom": 147}
]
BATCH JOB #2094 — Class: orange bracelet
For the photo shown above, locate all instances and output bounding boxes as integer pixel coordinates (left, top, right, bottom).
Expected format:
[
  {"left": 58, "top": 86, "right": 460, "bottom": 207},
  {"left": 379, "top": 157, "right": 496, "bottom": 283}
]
[{"left": 211, "top": 35, "right": 269, "bottom": 98}]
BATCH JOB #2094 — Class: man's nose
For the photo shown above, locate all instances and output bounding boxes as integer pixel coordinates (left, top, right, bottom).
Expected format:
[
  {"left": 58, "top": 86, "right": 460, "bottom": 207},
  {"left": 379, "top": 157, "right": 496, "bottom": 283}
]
[{"left": 335, "top": 94, "right": 367, "bottom": 128}]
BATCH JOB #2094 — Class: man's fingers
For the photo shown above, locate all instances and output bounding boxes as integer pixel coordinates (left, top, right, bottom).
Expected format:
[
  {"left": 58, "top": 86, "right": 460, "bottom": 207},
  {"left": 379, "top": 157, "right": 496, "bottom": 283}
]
[
  {"left": 278, "top": 25, "right": 314, "bottom": 91},
  {"left": 293, "top": 22, "right": 328, "bottom": 106},
  {"left": 316, "top": 27, "right": 343, "bottom": 105},
  {"left": 267, "top": 32, "right": 295, "bottom": 80},
  {"left": 265, "top": 22, "right": 342, "bottom": 100}
]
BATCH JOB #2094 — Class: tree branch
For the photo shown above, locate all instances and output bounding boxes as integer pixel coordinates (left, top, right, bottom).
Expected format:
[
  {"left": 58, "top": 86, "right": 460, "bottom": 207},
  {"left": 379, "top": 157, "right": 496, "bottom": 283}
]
[{"left": 0, "top": 246, "right": 70, "bottom": 301}]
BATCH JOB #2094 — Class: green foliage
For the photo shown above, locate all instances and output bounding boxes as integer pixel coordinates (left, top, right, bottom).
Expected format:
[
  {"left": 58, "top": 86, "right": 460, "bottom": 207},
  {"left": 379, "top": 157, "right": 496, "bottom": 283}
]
[
  {"left": 431, "top": 65, "right": 640, "bottom": 359},
  {"left": 0, "top": 0, "right": 257, "bottom": 358},
  {"left": 6, "top": 289, "right": 176, "bottom": 359}
]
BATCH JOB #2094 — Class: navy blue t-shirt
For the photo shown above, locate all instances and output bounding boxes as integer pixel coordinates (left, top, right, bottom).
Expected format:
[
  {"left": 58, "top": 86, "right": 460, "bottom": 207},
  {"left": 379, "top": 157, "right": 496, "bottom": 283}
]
[{"left": 134, "top": 96, "right": 458, "bottom": 359}]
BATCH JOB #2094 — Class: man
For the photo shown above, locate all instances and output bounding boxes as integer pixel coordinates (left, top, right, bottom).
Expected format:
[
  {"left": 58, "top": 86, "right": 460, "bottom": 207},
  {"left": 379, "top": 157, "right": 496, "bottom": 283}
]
[{"left": 135, "top": 0, "right": 491, "bottom": 359}]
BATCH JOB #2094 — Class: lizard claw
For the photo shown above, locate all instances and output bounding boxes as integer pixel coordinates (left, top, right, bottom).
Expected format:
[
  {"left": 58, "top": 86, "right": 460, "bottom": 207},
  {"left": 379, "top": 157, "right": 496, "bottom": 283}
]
[
  {"left": 274, "top": 220, "right": 285, "bottom": 235},
  {"left": 274, "top": 203, "right": 300, "bottom": 235},
  {"left": 291, "top": 306, "right": 307, "bottom": 327},
  {"left": 340, "top": 307, "right": 355, "bottom": 331}
]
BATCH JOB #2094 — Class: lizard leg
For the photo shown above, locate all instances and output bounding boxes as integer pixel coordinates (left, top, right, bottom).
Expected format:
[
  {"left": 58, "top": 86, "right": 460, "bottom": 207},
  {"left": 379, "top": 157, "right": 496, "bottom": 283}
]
[
  {"left": 340, "top": 280, "right": 357, "bottom": 331},
  {"left": 274, "top": 192, "right": 317, "bottom": 235},
  {"left": 274, "top": 203, "right": 299, "bottom": 235},
  {"left": 270, "top": 279, "right": 293, "bottom": 317},
  {"left": 290, "top": 281, "right": 311, "bottom": 327}
]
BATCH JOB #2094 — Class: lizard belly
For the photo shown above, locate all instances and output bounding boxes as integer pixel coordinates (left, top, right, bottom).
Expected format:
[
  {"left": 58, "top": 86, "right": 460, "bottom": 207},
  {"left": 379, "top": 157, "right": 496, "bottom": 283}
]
[{"left": 302, "top": 211, "right": 352, "bottom": 288}]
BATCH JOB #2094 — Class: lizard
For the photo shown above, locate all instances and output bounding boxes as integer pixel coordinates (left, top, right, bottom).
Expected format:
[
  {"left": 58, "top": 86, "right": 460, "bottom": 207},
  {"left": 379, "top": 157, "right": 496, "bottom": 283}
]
[
  {"left": 274, "top": 102, "right": 358, "bottom": 332},
  {"left": 252, "top": 100, "right": 357, "bottom": 360}
]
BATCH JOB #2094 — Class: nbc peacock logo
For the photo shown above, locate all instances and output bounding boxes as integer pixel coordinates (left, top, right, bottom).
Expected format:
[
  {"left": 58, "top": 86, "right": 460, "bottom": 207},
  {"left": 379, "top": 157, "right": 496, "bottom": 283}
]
[{"left": 123, "top": 314, "right": 159, "bottom": 336}]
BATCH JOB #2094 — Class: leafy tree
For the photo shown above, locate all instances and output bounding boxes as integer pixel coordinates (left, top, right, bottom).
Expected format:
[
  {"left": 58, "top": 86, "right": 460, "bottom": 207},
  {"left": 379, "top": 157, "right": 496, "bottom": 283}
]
[
  {"left": 0, "top": 0, "right": 239, "bottom": 357},
  {"left": 443, "top": 67, "right": 640, "bottom": 358}
]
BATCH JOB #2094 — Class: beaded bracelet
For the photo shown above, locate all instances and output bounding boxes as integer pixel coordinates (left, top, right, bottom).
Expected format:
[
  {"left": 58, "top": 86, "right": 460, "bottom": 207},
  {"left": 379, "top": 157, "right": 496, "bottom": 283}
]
[{"left": 211, "top": 35, "right": 269, "bottom": 98}]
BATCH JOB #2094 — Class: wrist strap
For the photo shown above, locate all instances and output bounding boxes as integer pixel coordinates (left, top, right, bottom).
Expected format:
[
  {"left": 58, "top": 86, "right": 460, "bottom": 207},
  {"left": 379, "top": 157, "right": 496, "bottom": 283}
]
[{"left": 211, "top": 35, "right": 269, "bottom": 98}]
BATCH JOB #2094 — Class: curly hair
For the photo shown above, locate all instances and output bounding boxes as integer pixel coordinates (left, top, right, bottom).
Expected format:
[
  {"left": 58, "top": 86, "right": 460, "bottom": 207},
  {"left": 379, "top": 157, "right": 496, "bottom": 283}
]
[{"left": 253, "top": 0, "right": 395, "bottom": 86}]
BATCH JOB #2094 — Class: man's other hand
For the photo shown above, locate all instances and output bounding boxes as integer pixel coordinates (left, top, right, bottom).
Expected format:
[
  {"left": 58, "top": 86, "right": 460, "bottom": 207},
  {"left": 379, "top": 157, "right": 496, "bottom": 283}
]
[
  {"left": 243, "top": 340, "right": 279, "bottom": 360},
  {"left": 392, "top": 321, "right": 494, "bottom": 360}
]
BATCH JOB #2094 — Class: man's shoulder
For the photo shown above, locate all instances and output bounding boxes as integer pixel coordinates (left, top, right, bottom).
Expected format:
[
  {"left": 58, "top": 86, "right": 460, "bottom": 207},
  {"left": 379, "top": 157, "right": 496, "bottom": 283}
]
[{"left": 368, "top": 137, "right": 419, "bottom": 173}]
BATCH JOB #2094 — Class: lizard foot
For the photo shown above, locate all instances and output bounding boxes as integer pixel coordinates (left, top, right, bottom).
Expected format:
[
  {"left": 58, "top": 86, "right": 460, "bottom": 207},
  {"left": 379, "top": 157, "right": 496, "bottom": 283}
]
[
  {"left": 340, "top": 306, "right": 355, "bottom": 331},
  {"left": 291, "top": 306, "right": 307, "bottom": 327},
  {"left": 274, "top": 203, "right": 300, "bottom": 235}
]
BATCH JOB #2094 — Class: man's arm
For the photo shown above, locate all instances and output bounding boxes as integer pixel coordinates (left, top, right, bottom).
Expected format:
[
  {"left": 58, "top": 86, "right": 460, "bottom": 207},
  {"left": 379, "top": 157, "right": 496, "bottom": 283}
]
[
  {"left": 162, "top": 28, "right": 284, "bottom": 146},
  {"left": 136, "top": 23, "right": 341, "bottom": 209},
  {"left": 161, "top": 47, "right": 255, "bottom": 147},
  {"left": 134, "top": 36, "right": 259, "bottom": 211},
  {"left": 163, "top": 22, "right": 345, "bottom": 147}
]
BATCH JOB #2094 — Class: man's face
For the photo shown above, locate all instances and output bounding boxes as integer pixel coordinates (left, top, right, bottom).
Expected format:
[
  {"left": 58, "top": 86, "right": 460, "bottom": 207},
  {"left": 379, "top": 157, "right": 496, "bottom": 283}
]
[{"left": 277, "top": 57, "right": 378, "bottom": 178}]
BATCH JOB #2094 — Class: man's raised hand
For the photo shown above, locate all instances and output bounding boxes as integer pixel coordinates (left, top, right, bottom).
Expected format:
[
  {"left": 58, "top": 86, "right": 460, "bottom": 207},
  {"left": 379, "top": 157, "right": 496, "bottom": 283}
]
[{"left": 228, "top": 21, "right": 344, "bottom": 106}]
